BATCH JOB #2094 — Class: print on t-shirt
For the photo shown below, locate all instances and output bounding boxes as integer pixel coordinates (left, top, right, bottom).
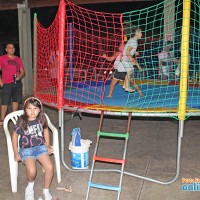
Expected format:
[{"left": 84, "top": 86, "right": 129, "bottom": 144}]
[
  {"left": 8, "top": 60, "right": 19, "bottom": 73},
  {"left": 27, "top": 123, "right": 43, "bottom": 137},
  {"left": 15, "top": 119, "right": 45, "bottom": 148}
]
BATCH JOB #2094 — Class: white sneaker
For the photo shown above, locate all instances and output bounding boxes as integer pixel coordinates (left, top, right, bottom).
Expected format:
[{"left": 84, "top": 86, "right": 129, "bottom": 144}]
[
  {"left": 25, "top": 188, "right": 34, "bottom": 200},
  {"left": 43, "top": 193, "right": 52, "bottom": 200}
]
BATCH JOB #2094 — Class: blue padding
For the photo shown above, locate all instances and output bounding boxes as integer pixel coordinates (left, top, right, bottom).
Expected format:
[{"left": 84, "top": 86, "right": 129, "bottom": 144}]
[
  {"left": 88, "top": 182, "right": 121, "bottom": 192},
  {"left": 64, "top": 82, "right": 200, "bottom": 109}
]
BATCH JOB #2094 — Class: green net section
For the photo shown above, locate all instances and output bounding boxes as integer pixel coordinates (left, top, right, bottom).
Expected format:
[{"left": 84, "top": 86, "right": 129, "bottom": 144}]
[{"left": 120, "top": 0, "right": 200, "bottom": 118}]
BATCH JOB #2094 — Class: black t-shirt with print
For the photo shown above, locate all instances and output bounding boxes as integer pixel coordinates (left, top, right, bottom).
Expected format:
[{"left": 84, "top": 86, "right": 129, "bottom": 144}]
[{"left": 14, "top": 119, "right": 45, "bottom": 149}]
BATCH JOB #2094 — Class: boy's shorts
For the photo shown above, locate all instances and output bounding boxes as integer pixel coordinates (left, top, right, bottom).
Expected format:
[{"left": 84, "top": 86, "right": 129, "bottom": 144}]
[
  {"left": 1, "top": 81, "right": 22, "bottom": 105},
  {"left": 19, "top": 145, "right": 49, "bottom": 163},
  {"left": 113, "top": 70, "right": 126, "bottom": 81}
]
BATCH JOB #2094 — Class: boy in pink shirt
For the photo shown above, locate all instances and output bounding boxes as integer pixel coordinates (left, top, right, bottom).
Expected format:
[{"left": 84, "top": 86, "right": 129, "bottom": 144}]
[{"left": 0, "top": 43, "right": 25, "bottom": 126}]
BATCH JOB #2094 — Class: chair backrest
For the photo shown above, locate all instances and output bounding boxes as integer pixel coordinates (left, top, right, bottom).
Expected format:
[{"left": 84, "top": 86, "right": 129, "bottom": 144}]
[
  {"left": 4, "top": 110, "right": 24, "bottom": 141},
  {"left": 3, "top": 110, "right": 57, "bottom": 145}
]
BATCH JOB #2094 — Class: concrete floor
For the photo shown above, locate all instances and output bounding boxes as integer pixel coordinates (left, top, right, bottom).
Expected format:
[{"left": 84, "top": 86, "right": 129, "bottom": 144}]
[{"left": 1, "top": 96, "right": 200, "bottom": 200}]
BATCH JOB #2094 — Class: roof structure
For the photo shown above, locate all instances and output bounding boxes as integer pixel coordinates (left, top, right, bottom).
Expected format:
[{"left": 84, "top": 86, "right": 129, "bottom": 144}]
[{"left": 0, "top": 0, "right": 161, "bottom": 10}]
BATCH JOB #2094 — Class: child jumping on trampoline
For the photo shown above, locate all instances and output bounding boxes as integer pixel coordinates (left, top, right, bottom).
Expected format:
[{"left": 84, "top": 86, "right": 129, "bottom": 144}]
[
  {"left": 103, "top": 26, "right": 144, "bottom": 97},
  {"left": 12, "top": 97, "right": 59, "bottom": 200}
]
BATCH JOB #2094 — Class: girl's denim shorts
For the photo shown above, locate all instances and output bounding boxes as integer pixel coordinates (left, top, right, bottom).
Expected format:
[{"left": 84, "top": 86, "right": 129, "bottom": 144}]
[{"left": 19, "top": 145, "right": 49, "bottom": 163}]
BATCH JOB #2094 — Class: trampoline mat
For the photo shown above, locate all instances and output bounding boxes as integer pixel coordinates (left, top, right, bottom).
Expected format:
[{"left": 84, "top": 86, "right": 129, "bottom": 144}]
[{"left": 64, "top": 82, "right": 200, "bottom": 111}]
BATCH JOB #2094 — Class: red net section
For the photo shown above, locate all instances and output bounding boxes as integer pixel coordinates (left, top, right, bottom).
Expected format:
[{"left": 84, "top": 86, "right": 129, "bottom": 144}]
[
  {"left": 33, "top": 0, "right": 123, "bottom": 110},
  {"left": 33, "top": 10, "right": 60, "bottom": 107}
]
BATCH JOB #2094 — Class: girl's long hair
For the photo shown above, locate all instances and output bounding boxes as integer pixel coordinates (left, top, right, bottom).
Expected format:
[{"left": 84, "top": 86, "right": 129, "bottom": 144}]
[{"left": 18, "top": 98, "right": 47, "bottom": 130}]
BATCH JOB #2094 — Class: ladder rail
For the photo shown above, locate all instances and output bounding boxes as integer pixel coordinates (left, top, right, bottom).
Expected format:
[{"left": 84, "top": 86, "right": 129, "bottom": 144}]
[
  {"left": 117, "top": 113, "right": 132, "bottom": 200},
  {"left": 86, "top": 134, "right": 101, "bottom": 200},
  {"left": 86, "top": 112, "right": 132, "bottom": 200},
  {"left": 86, "top": 111, "right": 104, "bottom": 199}
]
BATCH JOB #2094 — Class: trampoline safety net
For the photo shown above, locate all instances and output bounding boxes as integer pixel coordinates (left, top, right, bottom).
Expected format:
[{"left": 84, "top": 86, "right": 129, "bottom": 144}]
[{"left": 33, "top": 0, "right": 200, "bottom": 119}]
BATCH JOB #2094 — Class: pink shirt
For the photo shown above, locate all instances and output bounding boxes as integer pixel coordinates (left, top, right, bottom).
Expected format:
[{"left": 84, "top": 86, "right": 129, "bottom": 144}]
[{"left": 0, "top": 55, "right": 24, "bottom": 84}]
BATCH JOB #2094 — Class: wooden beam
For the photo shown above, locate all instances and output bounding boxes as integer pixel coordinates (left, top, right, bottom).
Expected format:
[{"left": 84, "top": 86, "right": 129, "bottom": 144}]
[
  {"left": 29, "top": 0, "right": 60, "bottom": 8},
  {"left": 0, "top": 0, "right": 20, "bottom": 10},
  {"left": 29, "top": 0, "right": 161, "bottom": 8},
  {"left": 0, "top": 0, "right": 161, "bottom": 10}
]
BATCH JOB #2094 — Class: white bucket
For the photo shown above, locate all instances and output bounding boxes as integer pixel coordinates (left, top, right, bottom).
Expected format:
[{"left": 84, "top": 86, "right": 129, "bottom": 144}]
[{"left": 69, "top": 139, "right": 92, "bottom": 169}]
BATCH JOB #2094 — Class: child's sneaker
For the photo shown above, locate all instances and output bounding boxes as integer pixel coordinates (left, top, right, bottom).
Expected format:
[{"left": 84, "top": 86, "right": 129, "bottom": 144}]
[
  {"left": 25, "top": 188, "right": 34, "bottom": 200},
  {"left": 43, "top": 188, "right": 59, "bottom": 200}
]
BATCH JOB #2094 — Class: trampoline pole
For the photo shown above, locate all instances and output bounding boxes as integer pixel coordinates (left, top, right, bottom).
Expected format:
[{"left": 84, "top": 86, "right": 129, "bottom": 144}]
[
  {"left": 175, "top": 119, "right": 184, "bottom": 178},
  {"left": 61, "top": 109, "right": 67, "bottom": 168},
  {"left": 59, "top": 110, "right": 62, "bottom": 128},
  {"left": 58, "top": 0, "right": 65, "bottom": 117},
  {"left": 33, "top": 13, "right": 37, "bottom": 95},
  {"left": 70, "top": 23, "right": 73, "bottom": 84},
  {"left": 178, "top": 0, "right": 191, "bottom": 120}
]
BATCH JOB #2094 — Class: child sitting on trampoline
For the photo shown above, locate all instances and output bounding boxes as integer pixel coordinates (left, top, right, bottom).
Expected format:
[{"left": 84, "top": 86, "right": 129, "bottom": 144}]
[
  {"left": 103, "top": 26, "right": 144, "bottom": 97},
  {"left": 12, "top": 97, "right": 59, "bottom": 200}
]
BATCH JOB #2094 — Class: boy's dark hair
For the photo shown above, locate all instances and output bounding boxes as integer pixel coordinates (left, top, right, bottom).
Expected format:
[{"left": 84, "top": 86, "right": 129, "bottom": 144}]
[
  {"left": 123, "top": 20, "right": 132, "bottom": 36},
  {"left": 123, "top": 21, "right": 141, "bottom": 38},
  {"left": 18, "top": 97, "right": 47, "bottom": 130},
  {"left": 5, "top": 42, "right": 15, "bottom": 49},
  {"left": 132, "top": 25, "right": 142, "bottom": 36}
]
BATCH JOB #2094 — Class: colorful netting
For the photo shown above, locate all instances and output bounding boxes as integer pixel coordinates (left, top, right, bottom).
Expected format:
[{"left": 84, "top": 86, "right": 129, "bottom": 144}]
[{"left": 33, "top": 0, "right": 200, "bottom": 119}]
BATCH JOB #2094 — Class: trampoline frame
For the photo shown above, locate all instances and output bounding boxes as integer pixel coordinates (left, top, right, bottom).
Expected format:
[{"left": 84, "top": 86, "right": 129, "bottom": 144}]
[
  {"left": 59, "top": 109, "right": 184, "bottom": 185},
  {"left": 33, "top": 0, "right": 194, "bottom": 188}
]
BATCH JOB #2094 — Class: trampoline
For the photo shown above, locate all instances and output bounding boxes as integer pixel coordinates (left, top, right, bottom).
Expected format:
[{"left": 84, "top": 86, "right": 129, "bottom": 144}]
[
  {"left": 64, "top": 80, "right": 200, "bottom": 113},
  {"left": 33, "top": 0, "right": 200, "bottom": 189}
]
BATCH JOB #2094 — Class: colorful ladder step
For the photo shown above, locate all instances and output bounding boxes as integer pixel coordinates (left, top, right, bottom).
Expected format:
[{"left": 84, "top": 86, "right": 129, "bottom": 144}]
[
  {"left": 97, "top": 131, "right": 129, "bottom": 139},
  {"left": 88, "top": 182, "right": 121, "bottom": 192},
  {"left": 93, "top": 155, "right": 125, "bottom": 164}
]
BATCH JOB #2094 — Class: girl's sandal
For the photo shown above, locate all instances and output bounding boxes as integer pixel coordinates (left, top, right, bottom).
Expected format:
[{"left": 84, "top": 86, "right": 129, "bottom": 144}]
[{"left": 56, "top": 186, "right": 72, "bottom": 193}]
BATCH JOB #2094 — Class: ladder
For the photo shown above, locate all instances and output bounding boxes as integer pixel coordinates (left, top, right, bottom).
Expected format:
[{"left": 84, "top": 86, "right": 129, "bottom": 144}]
[{"left": 86, "top": 111, "right": 132, "bottom": 200}]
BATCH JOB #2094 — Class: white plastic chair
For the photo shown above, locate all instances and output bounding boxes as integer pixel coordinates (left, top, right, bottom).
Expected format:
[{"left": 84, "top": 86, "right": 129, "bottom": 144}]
[{"left": 3, "top": 110, "right": 61, "bottom": 192}]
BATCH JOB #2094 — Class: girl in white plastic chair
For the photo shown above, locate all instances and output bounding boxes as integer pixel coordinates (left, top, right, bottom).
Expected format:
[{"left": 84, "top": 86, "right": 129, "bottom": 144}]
[{"left": 12, "top": 97, "right": 58, "bottom": 200}]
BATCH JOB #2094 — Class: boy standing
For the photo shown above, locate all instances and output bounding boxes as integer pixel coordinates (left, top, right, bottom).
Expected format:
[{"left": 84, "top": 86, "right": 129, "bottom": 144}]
[{"left": 0, "top": 43, "right": 25, "bottom": 126}]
